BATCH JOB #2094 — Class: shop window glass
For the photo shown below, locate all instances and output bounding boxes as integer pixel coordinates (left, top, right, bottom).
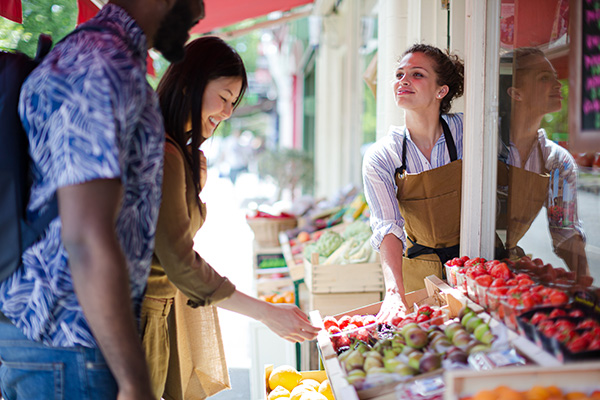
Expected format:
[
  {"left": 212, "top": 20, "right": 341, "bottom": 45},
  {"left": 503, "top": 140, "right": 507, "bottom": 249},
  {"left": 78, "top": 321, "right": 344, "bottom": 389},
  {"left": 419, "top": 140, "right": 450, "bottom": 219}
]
[{"left": 496, "top": 0, "right": 598, "bottom": 285}]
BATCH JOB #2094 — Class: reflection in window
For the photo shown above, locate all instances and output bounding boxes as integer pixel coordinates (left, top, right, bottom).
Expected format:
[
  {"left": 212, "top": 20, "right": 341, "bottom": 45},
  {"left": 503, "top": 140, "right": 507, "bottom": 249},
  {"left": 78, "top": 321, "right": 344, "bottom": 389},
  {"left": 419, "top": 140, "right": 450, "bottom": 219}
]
[{"left": 495, "top": 0, "right": 597, "bottom": 287}]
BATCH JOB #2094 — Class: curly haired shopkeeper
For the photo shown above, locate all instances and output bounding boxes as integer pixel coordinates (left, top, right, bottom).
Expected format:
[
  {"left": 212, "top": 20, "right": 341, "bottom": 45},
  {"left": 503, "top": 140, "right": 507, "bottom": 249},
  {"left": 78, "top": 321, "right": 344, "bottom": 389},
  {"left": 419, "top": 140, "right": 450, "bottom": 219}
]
[{"left": 362, "top": 44, "right": 464, "bottom": 322}]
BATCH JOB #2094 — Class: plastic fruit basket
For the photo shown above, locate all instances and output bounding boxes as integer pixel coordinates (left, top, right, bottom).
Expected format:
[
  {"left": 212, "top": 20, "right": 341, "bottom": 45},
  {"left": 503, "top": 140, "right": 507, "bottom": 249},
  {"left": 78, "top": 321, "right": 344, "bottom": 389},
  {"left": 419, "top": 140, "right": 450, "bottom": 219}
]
[{"left": 445, "top": 264, "right": 465, "bottom": 288}]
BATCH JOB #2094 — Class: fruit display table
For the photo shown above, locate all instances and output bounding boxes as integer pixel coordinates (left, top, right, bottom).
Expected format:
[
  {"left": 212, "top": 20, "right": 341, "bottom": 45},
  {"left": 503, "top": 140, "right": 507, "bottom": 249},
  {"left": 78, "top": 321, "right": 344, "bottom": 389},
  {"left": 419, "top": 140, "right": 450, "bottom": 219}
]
[{"left": 307, "top": 252, "right": 600, "bottom": 400}]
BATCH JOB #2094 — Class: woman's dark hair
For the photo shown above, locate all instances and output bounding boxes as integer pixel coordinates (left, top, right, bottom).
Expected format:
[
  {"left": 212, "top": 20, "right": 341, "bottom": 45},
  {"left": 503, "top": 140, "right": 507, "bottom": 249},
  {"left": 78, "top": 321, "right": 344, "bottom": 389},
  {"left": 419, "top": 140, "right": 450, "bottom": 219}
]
[
  {"left": 401, "top": 44, "right": 464, "bottom": 114},
  {"left": 157, "top": 36, "right": 248, "bottom": 197}
]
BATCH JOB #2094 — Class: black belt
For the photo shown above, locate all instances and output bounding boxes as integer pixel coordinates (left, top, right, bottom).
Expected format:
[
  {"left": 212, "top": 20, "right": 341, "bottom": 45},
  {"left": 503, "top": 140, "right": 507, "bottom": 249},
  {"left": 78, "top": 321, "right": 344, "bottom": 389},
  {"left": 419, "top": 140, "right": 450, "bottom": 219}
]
[{"left": 405, "top": 236, "right": 459, "bottom": 266}]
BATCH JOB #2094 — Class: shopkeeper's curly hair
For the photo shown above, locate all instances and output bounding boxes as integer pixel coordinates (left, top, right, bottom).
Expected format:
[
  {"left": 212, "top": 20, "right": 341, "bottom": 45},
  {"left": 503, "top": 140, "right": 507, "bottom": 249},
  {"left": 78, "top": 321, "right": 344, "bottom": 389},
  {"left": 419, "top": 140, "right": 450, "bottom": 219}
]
[
  {"left": 401, "top": 44, "right": 464, "bottom": 114},
  {"left": 158, "top": 36, "right": 248, "bottom": 197}
]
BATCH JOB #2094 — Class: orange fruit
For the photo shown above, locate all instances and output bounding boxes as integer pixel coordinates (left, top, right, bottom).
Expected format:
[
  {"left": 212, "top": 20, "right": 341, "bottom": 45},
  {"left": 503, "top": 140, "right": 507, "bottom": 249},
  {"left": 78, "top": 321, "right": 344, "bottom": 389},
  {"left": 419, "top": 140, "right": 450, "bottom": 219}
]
[
  {"left": 284, "top": 291, "right": 295, "bottom": 303},
  {"left": 495, "top": 386, "right": 525, "bottom": 400},
  {"left": 526, "top": 385, "right": 551, "bottom": 400},
  {"left": 546, "top": 387, "right": 562, "bottom": 398},
  {"left": 474, "top": 390, "right": 497, "bottom": 400},
  {"left": 566, "top": 392, "right": 588, "bottom": 400}
]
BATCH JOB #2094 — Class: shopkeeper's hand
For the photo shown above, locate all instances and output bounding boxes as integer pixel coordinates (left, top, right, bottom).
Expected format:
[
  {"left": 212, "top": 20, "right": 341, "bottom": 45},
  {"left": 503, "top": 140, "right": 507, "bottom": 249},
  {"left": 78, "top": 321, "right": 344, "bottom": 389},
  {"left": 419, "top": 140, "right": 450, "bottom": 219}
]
[
  {"left": 261, "top": 303, "right": 320, "bottom": 342},
  {"left": 376, "top": 290, "right": 408, "bottom": 324},
  {"left": 199, "top": 150, "right": 207, "bottom": 190}
]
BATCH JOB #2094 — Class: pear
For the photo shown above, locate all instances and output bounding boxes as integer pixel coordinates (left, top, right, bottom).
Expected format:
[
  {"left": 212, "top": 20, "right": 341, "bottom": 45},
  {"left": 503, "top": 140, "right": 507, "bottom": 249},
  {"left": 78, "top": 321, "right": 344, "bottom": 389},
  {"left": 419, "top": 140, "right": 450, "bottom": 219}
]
[
  {"left": 400, "top": 322, "right": 419, "bottom": 336},
  {"left": 419, "top": 352, "right": 442, "bottom": 373},
  {"left": 407, "top": 351, "right": 424, "bottom": 371},
  {"left": 366, "top": 366, "right": 389, "bottom": 375},
  {"left": 382, "top": 348, "right": 399, "bottom": 360},
  {"left": 473, "top": 323, "right": 490, "bottom": 341},
  {"left": 363, "top": 350, "right": 383, "bottom": 361},
  {"left": 479, "top": 330, "right": 495, "bottom": 345},
  {"left": 444, "top": 322, "right": 464, "bottom": 340},
  {"left": 461, "top": 312, "right": 476, "bottom": 327},
  {"left": 343, "top": 350, "right": 365, "bottom": 371},
  {"left": 363, "top": 354, "right": 384, "bottom": 372},
  {"left": 346, "top": 369, "right": 366, "bottom": 387},
  {"left": 394, "top": 362, "right": 417, "bottom": 376},
  {"left": 447, "top": 349, "right": 468, "bottom": 364},
  {"left": 404, "top": 326, "right": 428, "bottom": 349},
  {"left": 468, "top": 343, "right": 491, "bottom": 354},
  {"left": 383, "top": 357, "right": 402, "bottom": 372},
  {"left": 465, "top": 316, "right": 484, "bottom": 333},
  {"left": 452, "top": 330, "right": 471, "bottom": 347}
]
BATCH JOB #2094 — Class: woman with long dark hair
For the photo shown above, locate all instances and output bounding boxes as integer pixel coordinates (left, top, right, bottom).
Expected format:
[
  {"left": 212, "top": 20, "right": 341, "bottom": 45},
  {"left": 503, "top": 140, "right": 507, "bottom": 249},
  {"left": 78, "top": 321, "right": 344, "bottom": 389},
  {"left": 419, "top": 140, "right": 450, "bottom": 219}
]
[{"left": 143, "top": 37, "right": 318, "bottom": 399}]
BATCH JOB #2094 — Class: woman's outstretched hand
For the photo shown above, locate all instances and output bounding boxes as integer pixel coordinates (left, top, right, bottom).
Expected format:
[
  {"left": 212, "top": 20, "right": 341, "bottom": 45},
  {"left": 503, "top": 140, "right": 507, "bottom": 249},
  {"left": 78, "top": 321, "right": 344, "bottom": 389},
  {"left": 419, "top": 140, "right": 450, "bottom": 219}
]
[{"left": 260, "top": 302, "right": 320, "bottom": 342}]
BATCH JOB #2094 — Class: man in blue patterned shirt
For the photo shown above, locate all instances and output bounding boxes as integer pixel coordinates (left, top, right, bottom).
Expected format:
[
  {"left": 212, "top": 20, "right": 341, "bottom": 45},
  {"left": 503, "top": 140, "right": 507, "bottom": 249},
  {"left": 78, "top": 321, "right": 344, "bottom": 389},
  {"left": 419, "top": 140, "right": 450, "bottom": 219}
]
[{"left": 0, "top": 0, "right": 205, "bottom": 398}]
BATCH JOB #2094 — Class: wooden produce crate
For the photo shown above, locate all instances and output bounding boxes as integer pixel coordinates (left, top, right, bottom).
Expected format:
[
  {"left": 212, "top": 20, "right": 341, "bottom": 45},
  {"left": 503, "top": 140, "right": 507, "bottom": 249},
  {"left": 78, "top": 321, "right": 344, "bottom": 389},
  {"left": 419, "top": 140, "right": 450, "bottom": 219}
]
[
  {"left": 279, "top": 232, "right": 304, "bottom": 281},
  {"left": 264, "top": 364, "right": 328, "bottom": 399},
  {"left": 304, "top": 252, "right": 383, "bottom": 294},
  {"left": 444, "top": 362, "right": 600, "bottom": 400}
]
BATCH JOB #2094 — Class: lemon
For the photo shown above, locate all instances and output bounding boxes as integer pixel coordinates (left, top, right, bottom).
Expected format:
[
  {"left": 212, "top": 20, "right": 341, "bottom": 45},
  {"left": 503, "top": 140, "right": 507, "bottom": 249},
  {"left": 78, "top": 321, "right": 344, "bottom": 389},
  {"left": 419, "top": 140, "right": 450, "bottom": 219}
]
[
  {"left": 299, "top": 392, "right": 328, "bottom": 400},
  {"left": 299, "top": 379, "right": 321, "bottom": 391},
  {"left": 268, "top": 365, "right": 303, "bottom": 391},
  {"left": 318, "top": 379, "right": 335, "bottom": 400},
  {"left": 267, "top": 385, "right": 291, "bottom": 400},
  {"left": 290, "top": 384, "right": 315, "bottom": 400}
]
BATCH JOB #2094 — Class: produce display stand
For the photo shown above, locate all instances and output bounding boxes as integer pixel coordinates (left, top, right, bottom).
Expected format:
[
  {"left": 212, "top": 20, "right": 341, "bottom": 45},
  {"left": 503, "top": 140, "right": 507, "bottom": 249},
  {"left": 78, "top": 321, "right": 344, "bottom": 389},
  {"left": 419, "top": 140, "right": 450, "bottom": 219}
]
[
  {"left": 310, "top": 276, "right": 471, "bottom": 400},
  {"left": 309, "top": 275, "right": 567, "bottom": 400}
]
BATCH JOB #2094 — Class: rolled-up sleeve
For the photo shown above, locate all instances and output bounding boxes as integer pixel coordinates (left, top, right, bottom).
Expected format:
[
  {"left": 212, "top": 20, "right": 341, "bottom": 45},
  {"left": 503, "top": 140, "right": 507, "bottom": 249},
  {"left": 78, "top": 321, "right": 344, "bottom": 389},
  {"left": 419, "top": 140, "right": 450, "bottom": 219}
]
[
  {"left": 153, "top": 145, "right": 235, "bottom": 307},
  {"left": 362, "top": 134, "right": 407, "bottom": 251}
]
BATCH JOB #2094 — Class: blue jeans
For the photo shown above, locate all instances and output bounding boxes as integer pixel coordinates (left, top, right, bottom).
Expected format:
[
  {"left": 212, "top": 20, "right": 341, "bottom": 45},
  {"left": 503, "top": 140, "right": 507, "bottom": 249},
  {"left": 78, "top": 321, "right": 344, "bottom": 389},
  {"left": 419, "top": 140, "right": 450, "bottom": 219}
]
[{"left": 0, "top": 318, "right": 118, "bottom": 400}]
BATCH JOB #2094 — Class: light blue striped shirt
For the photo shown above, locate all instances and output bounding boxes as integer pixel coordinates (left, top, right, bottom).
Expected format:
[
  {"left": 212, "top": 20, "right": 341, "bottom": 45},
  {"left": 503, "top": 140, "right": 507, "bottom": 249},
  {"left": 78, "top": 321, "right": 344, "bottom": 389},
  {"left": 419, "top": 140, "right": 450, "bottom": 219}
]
[{"left": 362, "top": 113, "right": 464, "bottom": 251}]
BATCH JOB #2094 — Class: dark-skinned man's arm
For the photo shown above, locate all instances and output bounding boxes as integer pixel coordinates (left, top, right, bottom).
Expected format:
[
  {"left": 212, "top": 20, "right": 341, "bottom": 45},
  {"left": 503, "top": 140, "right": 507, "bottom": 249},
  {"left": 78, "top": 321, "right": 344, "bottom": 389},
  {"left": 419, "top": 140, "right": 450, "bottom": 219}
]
[{"left": 59, "top": 178, "right": 154, "bottom": 400}]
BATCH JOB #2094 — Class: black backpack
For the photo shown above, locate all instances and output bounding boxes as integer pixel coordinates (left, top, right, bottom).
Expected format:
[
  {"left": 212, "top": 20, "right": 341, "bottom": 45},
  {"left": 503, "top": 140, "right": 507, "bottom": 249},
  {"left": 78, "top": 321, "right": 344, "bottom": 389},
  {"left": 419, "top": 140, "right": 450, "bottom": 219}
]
[{"left": 0, "top": 35, "right": 58, "bottom": 282}]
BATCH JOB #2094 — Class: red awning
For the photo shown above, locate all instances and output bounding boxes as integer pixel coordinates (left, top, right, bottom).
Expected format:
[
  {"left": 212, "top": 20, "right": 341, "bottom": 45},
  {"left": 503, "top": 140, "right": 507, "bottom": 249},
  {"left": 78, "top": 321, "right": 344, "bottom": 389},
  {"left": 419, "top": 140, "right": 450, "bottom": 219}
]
[
  {"left": 191, "top": 0, "right": 314, "bottom": 35},
  {"left": 0, "top": 0, "right": 99, "bottom": 24},
  {"left": 2, "top": 0, "right": 314, "bottom": 32}
]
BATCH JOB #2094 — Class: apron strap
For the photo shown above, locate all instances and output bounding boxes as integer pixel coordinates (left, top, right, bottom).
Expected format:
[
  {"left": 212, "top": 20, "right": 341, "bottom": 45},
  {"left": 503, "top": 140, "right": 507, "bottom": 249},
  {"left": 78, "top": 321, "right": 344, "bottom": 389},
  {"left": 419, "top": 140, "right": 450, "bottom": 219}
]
[
  {"left": 406, "top": 236, "right": 460, "bottom": 265},
  {"left": 396, "top": 116, "right": 457, "bottom": 177},
  {"left": 440, "top": 117, "right": 457, "bottom": 161}
]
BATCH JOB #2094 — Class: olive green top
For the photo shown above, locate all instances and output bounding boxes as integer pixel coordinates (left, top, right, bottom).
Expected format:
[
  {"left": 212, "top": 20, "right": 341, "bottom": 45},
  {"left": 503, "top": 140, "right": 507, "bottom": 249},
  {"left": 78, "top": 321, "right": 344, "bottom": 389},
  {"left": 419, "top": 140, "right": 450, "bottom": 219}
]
[{"left": 147, "top": 135, "right": 235, "bottom": 307}]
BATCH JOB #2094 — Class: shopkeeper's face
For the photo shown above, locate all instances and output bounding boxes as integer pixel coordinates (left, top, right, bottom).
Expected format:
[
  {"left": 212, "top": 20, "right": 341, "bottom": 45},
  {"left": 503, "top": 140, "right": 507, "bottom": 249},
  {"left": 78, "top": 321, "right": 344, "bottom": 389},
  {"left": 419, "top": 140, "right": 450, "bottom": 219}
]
[
  {"left": 512, "top": 54, "right": 562, "bottom": 117},
  {"left": 200, "top": 76, "right": 243, "bottom": 139},
  {"left": 393, "top": 52, "right": 446, "bottom": 111}
]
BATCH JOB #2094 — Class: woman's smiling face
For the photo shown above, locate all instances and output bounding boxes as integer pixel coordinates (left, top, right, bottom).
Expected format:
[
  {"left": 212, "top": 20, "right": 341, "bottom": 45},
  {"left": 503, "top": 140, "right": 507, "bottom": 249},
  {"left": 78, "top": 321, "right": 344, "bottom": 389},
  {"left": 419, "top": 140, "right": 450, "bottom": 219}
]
[
  {"left": 200, "top": 76, "right": 243, "bottom": 139},
  {"left": 393, "top": 51, "right": 446, "bottom": 111}
]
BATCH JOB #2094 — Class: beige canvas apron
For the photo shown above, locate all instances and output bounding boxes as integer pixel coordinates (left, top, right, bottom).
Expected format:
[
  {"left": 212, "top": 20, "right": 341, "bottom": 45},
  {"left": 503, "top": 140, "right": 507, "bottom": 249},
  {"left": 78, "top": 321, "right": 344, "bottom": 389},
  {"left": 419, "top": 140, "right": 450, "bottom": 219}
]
[
  {"left": 496, "top": 146, "right": 549, "bottom": 259},
  {"left": 394, "top": 118, "right": 462, "bottom": 292}
]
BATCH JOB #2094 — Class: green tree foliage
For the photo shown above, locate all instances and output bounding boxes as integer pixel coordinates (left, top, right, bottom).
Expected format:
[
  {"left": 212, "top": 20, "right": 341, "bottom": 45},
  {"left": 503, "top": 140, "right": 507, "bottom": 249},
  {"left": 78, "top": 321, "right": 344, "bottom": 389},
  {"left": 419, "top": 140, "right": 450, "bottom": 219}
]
[{"left": 0, "top": 0, "right": 77, "bottom": 57}]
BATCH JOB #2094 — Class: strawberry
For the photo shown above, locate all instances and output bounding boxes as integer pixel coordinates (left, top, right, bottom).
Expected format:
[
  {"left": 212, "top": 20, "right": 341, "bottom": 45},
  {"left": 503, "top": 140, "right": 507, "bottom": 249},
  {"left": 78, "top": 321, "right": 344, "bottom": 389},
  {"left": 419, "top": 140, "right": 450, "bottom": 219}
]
[
  {"left": 338, "top": 315, "right": 352, "bottom": 330},
  {"left": 322, "top": 316, "right": 339, "bottom": 331}
]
